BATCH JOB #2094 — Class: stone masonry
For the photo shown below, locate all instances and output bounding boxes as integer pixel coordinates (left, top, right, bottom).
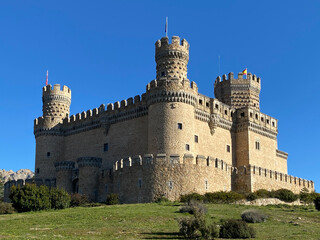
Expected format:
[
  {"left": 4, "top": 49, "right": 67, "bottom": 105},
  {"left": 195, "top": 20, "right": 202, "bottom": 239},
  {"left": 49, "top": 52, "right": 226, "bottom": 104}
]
[{"left": 4, "top": 35, "right": 314, "bottom": 203}]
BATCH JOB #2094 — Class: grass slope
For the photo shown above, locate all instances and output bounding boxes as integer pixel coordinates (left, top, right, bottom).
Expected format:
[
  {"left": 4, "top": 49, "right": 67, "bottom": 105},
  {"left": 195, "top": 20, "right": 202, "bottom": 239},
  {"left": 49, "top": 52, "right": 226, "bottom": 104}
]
[{"left": 0, "top": 203, "right": 319, "bottom": 239}]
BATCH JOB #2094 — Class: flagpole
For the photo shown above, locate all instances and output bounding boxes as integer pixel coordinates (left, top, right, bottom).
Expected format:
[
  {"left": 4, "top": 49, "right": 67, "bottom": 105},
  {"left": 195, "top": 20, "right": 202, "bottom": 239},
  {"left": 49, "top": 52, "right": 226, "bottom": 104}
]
[{"left": 165, "top": 17, "right": 168, "bottom": 37}]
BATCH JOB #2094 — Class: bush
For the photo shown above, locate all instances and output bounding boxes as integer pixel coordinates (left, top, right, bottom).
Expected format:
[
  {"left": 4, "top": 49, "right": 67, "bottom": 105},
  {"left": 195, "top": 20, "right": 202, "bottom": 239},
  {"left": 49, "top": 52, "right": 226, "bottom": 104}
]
[
  {"left": 10, "top": 184, "right": 51, "bottom": 212},
  {"left": 70, "top": 193, "right": 89, "bottom": 207},
  {"left": 204, "top": 191, "right": 245, "bottom": 204},
  {"left": 154, "top": 197, "right": 170, "bottom": 203},
  {"left": 0, "top": 202, "right": 15, "bottom": 214},
  {"left": 254, "top": 189, "right": 271, "bottom": 198},
  {"left": 50, "top": 188, "right": 71, "bottom": 209},
  {"left": 219, "top": 219, "right": 256, "bottom": 239},
  {"left": 177, "top": 217, "right": 201, "bottom": 239},
  {"left": 179, "top": 200, "right": 207, "bottom": 216},
  {"left": 314, "top": 197, "right": 320, "bottom": 211},
  {"left": 106, "top": 193, "right": 119, "bottom": 205},
  {"left": 273, "top": 189, "right": 298, "bottom": 203},
  {"left": 241, "top": 209, "right": 268, "bottom": 223},
  {"left": 246, "top": 193, "right": 258, "bottom": 201},
  {"left": 180, "top": 193, "right": 204, "bottom": 203}
]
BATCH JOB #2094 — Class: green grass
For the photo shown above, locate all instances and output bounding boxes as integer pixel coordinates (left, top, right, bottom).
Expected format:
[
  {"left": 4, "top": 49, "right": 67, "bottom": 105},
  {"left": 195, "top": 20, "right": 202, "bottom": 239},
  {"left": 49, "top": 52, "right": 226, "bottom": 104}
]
[{"left": 0, "top": 203, "right": 319, "bottom": 239}]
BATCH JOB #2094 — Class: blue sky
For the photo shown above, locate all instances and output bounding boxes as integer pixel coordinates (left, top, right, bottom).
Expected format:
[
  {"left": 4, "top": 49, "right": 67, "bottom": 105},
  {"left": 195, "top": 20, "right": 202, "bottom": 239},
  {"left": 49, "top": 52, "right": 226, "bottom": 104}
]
[{"left": 0, "top": 1, "right": 319, "bottom": 191}]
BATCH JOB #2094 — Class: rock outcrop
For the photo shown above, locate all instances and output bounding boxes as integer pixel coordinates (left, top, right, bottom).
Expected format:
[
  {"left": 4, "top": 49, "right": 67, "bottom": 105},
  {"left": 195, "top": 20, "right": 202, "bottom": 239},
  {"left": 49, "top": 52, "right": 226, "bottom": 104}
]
[{"left": 0, "top": 169, "right": 34, "bottom": 183}]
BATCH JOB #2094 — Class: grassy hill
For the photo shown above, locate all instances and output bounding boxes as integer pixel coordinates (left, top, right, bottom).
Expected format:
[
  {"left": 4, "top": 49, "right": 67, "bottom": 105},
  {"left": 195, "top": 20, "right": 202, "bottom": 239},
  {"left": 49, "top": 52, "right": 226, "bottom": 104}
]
[{"left": 0, "top": 202, "right": 319, "bottom": 239}]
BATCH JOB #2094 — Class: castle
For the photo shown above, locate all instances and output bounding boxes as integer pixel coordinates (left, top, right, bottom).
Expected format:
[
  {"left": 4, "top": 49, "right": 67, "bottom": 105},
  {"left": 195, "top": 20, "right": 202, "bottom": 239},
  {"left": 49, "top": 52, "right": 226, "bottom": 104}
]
[{"left": 4, "top": 35, "right": 314, "bottom": 203}]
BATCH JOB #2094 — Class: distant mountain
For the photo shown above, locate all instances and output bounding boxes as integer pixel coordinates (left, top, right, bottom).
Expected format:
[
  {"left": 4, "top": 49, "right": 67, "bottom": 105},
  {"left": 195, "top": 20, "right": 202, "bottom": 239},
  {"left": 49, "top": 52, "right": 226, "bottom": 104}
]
[{"left": 0, "top": 169, "right": 34, "bottom": 183}]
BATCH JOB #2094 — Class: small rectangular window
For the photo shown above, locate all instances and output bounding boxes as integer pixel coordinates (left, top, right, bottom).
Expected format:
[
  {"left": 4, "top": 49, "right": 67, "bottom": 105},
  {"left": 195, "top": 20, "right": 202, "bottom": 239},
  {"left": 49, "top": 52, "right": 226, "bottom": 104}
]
[
  {"left": 199, "top": 99, "right": 203, "bottom": 105},
  {"left": 186, "top": 144, "right": 190, "bottom": 151},
  {"left": 206, "top": 102, "right": 209, "bottom": 107},
  {"left": 266, "top": 119, "right": 270, "bottom": 124},
  {"left": 225, "top": 110, "right": 228, "bottom": 115},
  {"left": 104, "top": 143, "right": 109, "bottom": 152},
  {"left": 240, "top": 112, "right": 245, "bottom": 117},
  {"left": 47, "top": 152, "right": 50, "bottom": 157},
  {"left": 205, "top": 180, "right": 208, "bottom": 190},
  {"left": 226, "top": 145, "right": 231, "bottom": 153},
  {"left": 168, "top": 180, "right": 174, "bottom": 190},
  {"left": 178, "top": 123, "right": 183, "bottom": 130},
  {"left": 36, "top": 168, "right": 40, "bottom": 174},
  {"left": 138, "top": 178, "right": 142, "bottom": 189},
  {"left": 250, "top": 112, "right": 253, "bottom": 117},
  {"left": 194, "top": 135, "right": 198, "bottom": 143},
  {"left": 215, "top": 104, "right": 219, "bottom": 109},
  {"left": 255, "top": 141, "right": 260, "bottom": 150},
  {"left": 272, "top": 122, "right": 275, "bottom": 127}
]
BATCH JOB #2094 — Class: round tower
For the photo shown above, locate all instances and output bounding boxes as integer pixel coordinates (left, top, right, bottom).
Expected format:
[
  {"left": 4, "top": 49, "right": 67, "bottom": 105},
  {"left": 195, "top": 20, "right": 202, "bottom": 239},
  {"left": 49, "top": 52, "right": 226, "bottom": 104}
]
[
  {"left": 77, "top": 157, "right": 102, "bottom": 202},
  {"left": 147, "top": 36, "right": 198, "bottom": 156},
  {"left": 34, "top": 84, "right": 71, "bottom": 185},
  {"left": 55, "top": 161, "right": 75, "bottom": 193},
  {"left": 42, "top": 84, "right": 71, "bottom": 128},
  {"left": 155, "top": 36, "right": 189, "bottom": 81}
]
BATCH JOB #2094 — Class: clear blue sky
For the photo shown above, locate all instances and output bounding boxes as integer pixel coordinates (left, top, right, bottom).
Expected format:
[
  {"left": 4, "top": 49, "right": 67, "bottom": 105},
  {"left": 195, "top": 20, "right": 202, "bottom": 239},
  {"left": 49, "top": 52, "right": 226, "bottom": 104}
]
[{"left": 0, "top": 1, "right": 319, "bottom": 191}]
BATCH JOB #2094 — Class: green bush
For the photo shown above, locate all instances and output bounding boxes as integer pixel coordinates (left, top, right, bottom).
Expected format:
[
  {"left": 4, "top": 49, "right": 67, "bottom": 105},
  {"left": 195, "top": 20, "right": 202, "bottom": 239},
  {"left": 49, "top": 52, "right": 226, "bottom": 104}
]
[
  {"left": 70, "top": 193, "right": 89, "bottom": 207},
  {"left": 154, "top": 197, "right": 170, "bottom": 203},
  {"left": 177, "top": 216, "right": 201, "bottom": 239},
  {"left": 254, "top": 189, "right": 271, "bottom": 198},
  {"left": 314, "top": 197, "right": 320, "bottom": 211},
  {"left": 180, "top": 193, "right": 204, "bottom": 203},
  {"left": 273, "top": 189, "right": 298, "bottom": 203},
  {"left": 204, "top": 191, "right": 245, "bottom": 204},
  {"left": 10, "top": 184, "right": 71, "bottom": 212},
  {"left": 10, "top": 184, "right": 51, "bottom": 212},
  {"left": 179, "top": 200, "right": 207, "bottom": 216},
  {"left": 50, "top": 188, "right": 71, "bottom": 209},
  {"left": 0, "top": 202, "right": 15, "bottom": 214},
  {"left": 219, "top": 219, "right": 256, "bottom": 239},
  {"left": 241, "top": 209, "right": 268, "bottom": 223},
  {"left": 106, "top": 193, "right": 119, "bottom": 205},
  {"left": 246, "top": 193, "right": 258, "bottom": 201}
]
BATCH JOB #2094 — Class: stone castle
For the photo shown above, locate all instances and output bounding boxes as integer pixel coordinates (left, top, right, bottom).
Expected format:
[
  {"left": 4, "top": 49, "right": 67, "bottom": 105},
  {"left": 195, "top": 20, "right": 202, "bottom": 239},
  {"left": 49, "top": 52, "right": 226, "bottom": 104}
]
[{"left": 4, "top": 35, "right": 314, "bottom": 203}]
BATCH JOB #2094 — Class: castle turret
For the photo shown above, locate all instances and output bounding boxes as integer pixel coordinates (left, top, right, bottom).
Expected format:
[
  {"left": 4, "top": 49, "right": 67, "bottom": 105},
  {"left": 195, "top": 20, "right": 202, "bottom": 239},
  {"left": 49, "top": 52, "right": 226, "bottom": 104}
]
[
  {"left": 34, "top": 84, "right": 71, "bottom": 186},
  {"left": 147, "top": 36, "right": 197, "bottom": 156},
  {"left": 55, "top": 161, "right": 75, "bottom": 193},
  {"left": 214, "top": 72, "right": 261, "bottom": 111},
  {"left": 42, "top": 84, "right": 71, "bottom": 128},
  {"left": 155, "top": 36, "right": 189, "bottom": 81}
]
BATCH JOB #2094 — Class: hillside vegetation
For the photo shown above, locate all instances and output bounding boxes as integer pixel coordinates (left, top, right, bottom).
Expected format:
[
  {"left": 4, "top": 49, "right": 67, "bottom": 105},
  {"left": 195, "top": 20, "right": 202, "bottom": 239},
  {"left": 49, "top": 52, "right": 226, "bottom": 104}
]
[{"left": 0, "top": 203, "right": 319, "bottom": 239}]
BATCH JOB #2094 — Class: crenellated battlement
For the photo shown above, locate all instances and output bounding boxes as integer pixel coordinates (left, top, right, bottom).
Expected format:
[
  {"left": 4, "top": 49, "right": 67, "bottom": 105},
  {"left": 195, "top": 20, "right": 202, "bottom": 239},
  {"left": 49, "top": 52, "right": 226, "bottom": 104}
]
[
  {"left": 237, "top": 165, "right": 314, "bottom": 192},
  {"left": 214, "top": 72, "right": 261, "bottom": 111},
  {"left": 42, "top": 84, "right": 71, "bottom": 102},
  {"left": 113, "top": 153, "right": 234, "bottom": 173},
  {"left": 155, "top": 36, "right": 189, "bottom": 81}
]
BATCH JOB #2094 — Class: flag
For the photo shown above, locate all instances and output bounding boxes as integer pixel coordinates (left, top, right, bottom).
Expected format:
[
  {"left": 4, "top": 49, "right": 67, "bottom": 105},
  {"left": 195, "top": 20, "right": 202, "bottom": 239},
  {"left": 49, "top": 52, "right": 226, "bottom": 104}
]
[
  {"left": 242, "top": 68, "right": 247, "bottom": 76},
  {"left": 46, "top": 70, "right": 48, "bottom": 85},
  {"left": 165, "top": 17, "right": 168, "bottom": 37}
]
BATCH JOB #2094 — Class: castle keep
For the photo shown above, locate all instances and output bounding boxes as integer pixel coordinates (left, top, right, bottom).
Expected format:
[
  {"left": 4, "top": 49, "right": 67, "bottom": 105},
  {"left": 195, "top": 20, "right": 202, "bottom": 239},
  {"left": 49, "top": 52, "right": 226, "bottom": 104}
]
[{"left": 9, "top": 35, "right": 313, "bottom": 203}]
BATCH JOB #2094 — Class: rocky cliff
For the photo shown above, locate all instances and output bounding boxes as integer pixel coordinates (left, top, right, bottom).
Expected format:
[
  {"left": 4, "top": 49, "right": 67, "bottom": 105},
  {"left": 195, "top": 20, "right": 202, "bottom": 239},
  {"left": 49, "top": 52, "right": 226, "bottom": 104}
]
[{"left": 0, "top": 169, "right": 34, "bottom": 183}]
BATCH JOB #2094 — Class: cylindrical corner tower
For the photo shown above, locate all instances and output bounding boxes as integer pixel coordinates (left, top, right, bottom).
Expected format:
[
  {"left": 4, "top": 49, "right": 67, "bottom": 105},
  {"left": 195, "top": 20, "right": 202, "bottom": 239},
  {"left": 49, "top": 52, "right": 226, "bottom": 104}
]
[
  {"left": 155, "top": 36, "right": 189, "bottom": 81},
  {"left": 147, "top": 36, "right": 197, "bottom": 156},
  {"left": 42, "top": 84, "right": 71, "bottom": 128},
  {"left": 77, "top": 157, "right": 102, "bottom": 202},
  {"left": 34, "top": 84, "right": 71, "bottom": 185},
  {"left": 55, "top": 161, "right": 75, "bottom": 193}
]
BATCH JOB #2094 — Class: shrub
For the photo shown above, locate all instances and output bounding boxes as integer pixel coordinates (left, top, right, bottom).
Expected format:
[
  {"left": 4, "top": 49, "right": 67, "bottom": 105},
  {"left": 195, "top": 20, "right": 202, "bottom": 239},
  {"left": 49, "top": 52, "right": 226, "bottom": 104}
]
[
  {"left": 199, "top": 222, "right": 219, "bottom": 239},
  {"left": 180, "top": 193, "right": 204, "bottom": 203},
  {"left": 70, "top": 193, "right": 89, "bottom": 207},
  {"left": 0, "top": 202, "right": 15, "bottom": 214},
  {"left": 50, "top": 188, "right": 71, "bottom": 209},
  {"left": 179, "top": 200, "right": 207, "bottom": 216},
  {"left": 219, "top": 219, "right": 256, "bottom": 239},
  {"left": 273, "top": 189, "right": 298, "bottom": 203},
  {"left": 204, "top": 191, "right": 245, "bottom": 204},
  {"left": 254, "top": 189, "right": 271, "bottom": 198},
  {"left": 241, "top": 209, "right": 268, "bottom": 223},
  {"left": 177, "top": 217, "right": 201, "bottom": 239},
  {"left": 154, "top": 197, "right": 170, "bottom": 203},
  {"left": 106, "top": 193, "right": 119, "bottom": 205},
  {"left": 10, "top": 184, "right": 51, "bottom": 212},
  {"left": 314, "top": 197, "right": 320, "bottom": 211},
  {"left": 246, "top": 193, "right": 258, "bottom": 201}
]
